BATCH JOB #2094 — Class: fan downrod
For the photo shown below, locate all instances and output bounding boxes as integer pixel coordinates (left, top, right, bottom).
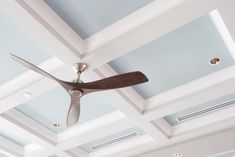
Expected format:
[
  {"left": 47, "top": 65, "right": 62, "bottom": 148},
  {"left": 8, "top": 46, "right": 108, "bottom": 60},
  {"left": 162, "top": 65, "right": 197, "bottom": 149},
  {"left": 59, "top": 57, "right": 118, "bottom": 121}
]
[{"left": 73, "top": 63, "right": 88, "bottom": 83}]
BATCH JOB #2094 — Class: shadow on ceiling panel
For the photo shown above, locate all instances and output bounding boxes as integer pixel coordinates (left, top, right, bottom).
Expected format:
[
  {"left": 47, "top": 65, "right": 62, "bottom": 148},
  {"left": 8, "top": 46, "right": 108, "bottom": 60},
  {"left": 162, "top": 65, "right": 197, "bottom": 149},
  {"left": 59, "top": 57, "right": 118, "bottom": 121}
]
[
  {"left": 44, "top": 0, "right": 154, "bottom": 39},
  {"left": 109, "top": 14, "right": 235, "bottom": 99},
  {"left": 0, "top": 12, "right": 53, "bottom": 86},
  {"left": 16, "top": 86, "right": 117, "bottom": 133},
  {"left": 0, "top": 125, "right": 31, "bottom": 146}
]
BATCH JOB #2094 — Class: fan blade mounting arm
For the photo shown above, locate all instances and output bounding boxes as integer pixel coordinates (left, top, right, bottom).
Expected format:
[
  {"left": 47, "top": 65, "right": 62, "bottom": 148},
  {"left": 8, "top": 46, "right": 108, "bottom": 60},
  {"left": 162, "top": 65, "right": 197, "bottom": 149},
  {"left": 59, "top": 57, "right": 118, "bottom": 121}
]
[{"left": 67, "top": 96, "right": 80, "bottom": 126}]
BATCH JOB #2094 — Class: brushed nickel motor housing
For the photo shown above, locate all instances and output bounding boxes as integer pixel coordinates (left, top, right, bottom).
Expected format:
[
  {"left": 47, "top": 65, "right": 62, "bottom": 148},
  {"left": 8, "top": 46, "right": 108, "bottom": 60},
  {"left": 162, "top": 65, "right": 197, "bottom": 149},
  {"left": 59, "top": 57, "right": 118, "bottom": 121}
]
[{"left": 73, "top": 63, "right": 88, "bottom": 73}]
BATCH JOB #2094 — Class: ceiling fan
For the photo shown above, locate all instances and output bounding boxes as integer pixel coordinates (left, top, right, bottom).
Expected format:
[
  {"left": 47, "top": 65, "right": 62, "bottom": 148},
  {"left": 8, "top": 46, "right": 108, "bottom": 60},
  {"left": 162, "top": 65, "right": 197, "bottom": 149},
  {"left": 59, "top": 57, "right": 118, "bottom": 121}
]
[{"left": 10, "top": 54, "right": 148, "bottom": 127}]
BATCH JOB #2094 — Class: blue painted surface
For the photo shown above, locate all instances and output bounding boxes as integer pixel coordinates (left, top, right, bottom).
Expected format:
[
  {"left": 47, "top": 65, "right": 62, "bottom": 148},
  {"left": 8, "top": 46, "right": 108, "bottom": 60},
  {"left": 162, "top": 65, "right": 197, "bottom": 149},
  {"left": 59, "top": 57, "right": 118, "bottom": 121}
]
[
  {"left": 44, "top": 0, "right": 154, "bottom": 39},
  {"left": 0, "top": 127, "right": 31, "bottom": 146},
  {"left": 17, "top": 87, "right": 117, "bottom": 133},
  {"left": 0, "top": 13, "right": 52, "bottom": 85},
  {"left": 110, "top": 15, "right": 235, "bottom": 99}
]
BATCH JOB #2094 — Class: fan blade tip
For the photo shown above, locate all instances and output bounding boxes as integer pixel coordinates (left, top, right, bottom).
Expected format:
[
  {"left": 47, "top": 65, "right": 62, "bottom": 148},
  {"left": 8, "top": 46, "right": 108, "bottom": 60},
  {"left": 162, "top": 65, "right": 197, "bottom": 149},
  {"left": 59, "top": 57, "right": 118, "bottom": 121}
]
[
  {"left": 9, "top": 53, "right": 16, "bottom": 59},
  {"left": 9, "top": 53, "right": 20, "bottom": 62},
  {"left": 136, "top": 71, "right": 149, "bottom": 82}
]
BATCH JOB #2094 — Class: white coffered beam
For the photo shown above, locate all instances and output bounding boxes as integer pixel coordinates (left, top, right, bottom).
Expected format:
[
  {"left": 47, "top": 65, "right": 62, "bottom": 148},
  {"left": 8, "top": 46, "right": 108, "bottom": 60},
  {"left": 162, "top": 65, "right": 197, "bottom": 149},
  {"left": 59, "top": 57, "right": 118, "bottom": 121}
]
[
  {"left": 27, "top": 118, "right": 137, "bottom": 157},
  {"left": 0, "top": 0, "right": 235, "bottom": 156},
  {"left": 95, "top": 65, "right": 169, "bottom": 141},
  {"left": 143, "top": 65, "right": 235, "bottom": 121},
  {"left": 0, "top": 57, "right": 77, "bottom": 114},
  {"left": 113, "top": 126, "right": 235, "bottom": 157},
  {"left": 0, "top": 136, "right": 24, "bottom": 157},
  {"left": 0, "top": 0, "right": 81, "bottom": 64},
  {"left": 82, "top": 0, "right": 235, "bottom": 68},
  {"left": 0, "top": 115, "right": 73, "bottom": 157}
]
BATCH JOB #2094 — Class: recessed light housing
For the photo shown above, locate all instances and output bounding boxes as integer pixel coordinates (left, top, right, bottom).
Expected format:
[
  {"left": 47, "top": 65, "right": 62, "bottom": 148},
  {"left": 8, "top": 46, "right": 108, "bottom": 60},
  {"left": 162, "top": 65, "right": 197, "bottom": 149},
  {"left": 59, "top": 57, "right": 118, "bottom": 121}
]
[
  {"left": 23, "top": 92, "right": 32, "bottom": 98},
  {"left": 209, "top": 57, "right": 221, "bottom": 65},
  {"left": 172, "top": 153, "right": 182, "bottom": 157},
  {"left": 52, "top": 123, "right": 61, "bottom": 128}
]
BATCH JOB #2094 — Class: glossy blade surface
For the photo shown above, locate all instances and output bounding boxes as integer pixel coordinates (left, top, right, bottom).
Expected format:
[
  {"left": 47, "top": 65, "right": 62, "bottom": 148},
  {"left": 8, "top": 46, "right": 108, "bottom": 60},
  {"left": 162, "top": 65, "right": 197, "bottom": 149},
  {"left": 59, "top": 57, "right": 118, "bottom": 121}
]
[
  {"left": 67, "top": 96, "right": 80, "bottom": 127},
  {"left": 79, "top": 71, "right": 148, "bottom": 90}
]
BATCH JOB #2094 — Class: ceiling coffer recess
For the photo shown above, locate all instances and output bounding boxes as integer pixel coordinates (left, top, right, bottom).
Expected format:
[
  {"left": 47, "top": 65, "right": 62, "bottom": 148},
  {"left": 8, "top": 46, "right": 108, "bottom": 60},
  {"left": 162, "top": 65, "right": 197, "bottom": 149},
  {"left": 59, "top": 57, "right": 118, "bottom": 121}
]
[{"left": 176, "top": 99, "right": 235, "bottom": 122}]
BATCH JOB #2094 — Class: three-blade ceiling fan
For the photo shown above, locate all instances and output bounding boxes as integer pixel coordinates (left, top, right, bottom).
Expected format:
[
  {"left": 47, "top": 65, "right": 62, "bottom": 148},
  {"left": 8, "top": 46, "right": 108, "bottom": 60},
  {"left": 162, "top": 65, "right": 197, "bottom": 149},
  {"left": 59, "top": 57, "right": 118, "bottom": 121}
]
[{"left": 10, "top": 54, "right": 148, "bottom": 127}]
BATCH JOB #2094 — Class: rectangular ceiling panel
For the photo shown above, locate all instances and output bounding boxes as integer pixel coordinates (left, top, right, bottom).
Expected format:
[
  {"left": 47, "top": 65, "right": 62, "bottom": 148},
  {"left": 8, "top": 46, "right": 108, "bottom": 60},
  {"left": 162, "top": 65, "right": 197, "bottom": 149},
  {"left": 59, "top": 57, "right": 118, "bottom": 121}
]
[
  {"left": 17, "top": 86, "right": 117, "bottom": 133},
  {"left": 44, "top": 0, "right": 154, "bottom": 39},
  {"left": 0, "top": 12, "right": 53, "bottom": 85},
  {"left": 109, "top": 14, "right": 235, "bottom": 99}
]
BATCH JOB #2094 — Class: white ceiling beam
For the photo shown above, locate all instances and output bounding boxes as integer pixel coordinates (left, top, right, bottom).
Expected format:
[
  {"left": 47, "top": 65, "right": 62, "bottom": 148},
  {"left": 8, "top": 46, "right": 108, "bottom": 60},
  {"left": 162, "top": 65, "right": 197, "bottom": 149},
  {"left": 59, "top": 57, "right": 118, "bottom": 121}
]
[
  {"left": 142, "top": 65, "right": 235, "bottom": 121},
  {"left": 0, "top": 58, "right": 76, "bottom": 114},
  {"left": 22, "top": 0, "right": 85, "bottom": 53},
  {"left": 136, "top": 127, "right": 235, "bottom": 157},
  {"left": 30, "top": 118, "right": 137, "bottom": 157},
  {"left": 0, "top": 136, "right": 24, "bottom": 156},
  {"left": 82, "top": 0, "right": 232, "bottom": 68},
  {"left": 56, "top": 118, "right": 136, "bottom": 150},
  {"left": 0, "top": 0, "right": 81, "bottom": 64},
  {"left": 4, "top": 109, "right": 57, "bottom": 143},
  {"left": 108, "top": 120, "right": 235, "bottom": 157}
]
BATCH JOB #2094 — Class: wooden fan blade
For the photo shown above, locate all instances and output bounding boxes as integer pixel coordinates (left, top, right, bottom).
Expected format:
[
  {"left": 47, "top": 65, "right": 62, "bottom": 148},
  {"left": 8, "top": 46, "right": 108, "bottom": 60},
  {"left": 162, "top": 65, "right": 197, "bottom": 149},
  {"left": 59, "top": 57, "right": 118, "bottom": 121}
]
[
  {"left": 78, "top": 71, "right": 148, "bottom": 92},
  {"left": 67, "top": 96, "right": 80, "bottom": 127},
  {"left": 10, "top": 54, "right": 59, "bottom": 81},
  {"left": 9, "top": 54, "right": 73, "bottom": 91}
]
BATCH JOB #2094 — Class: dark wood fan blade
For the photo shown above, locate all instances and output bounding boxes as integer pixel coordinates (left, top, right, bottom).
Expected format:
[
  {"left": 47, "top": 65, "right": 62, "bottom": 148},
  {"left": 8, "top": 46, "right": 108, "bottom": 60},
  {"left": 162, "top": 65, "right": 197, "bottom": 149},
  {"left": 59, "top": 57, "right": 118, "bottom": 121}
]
[
  {"left": 10, "top": 54, "right": 73, "bottom": 91},
  {"left": 10, "top": 54, "right": 59, "bottom": 81},
  {"left": 67, "top": 96, "right": 80, "bottom": 127},
  {"left": 78, "top": 71, "right": 148, "bottom": 91}
]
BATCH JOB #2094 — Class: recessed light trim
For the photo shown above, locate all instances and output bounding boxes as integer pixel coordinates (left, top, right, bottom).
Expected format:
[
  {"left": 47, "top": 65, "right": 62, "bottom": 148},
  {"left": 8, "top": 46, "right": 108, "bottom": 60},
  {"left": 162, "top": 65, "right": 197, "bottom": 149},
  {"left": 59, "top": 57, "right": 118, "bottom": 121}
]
[
  {"left": 52, "top": 123, "right": 61, "bottom": 128},
  {"left": 172, "top": 153, "right": 182, "bottom": 157},
  {"left": 209, "top": 57, "right": 221, "bottom": 65},
  {"left": 23, "top": 92, "right": 32, "bottom": 98}
]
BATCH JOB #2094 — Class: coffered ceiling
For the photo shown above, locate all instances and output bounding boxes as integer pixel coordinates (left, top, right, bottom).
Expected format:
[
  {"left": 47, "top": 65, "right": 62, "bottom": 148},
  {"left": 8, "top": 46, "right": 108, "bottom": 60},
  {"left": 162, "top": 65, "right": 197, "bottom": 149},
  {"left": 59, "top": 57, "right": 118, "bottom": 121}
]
[{"left": 0, "top": 0, "right": 235, "bottom": 157}]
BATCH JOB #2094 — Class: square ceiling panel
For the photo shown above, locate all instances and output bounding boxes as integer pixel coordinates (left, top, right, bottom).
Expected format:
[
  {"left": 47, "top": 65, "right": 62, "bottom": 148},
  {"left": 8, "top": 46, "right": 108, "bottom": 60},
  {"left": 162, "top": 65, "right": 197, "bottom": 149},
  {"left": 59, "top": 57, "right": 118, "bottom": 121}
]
[
  {"left": 0, "top": 12, "right": 52, "bottom": 86},
  {"left": 0, "top": 126, "right": 31, "bottom": 146},
  {"left": 164, "top": 92, "right": 235, "bottom": 126},
  {"left": 44, "top": 0, "right": 154, "bottom": 39},
  {"left": 16, "top": 86, "right": 117, "bottom": 133},
  {"left": 109, "top": 14, "right": 235, "bottom": 99}
]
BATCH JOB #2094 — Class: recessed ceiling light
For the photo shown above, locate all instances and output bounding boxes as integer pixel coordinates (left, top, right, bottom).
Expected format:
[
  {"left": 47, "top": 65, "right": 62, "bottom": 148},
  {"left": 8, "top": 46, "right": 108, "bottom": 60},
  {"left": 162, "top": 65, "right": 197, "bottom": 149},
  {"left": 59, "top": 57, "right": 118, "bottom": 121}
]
[
  {"left": 52, "top": 123, "right": 61, "bottom": 128},
  {"left": 172, "top": 153, "right": 182, "bottom": 157},
  {"left": 23, "top": 92, "right": 32, "bottom": 98},
  {"left": 209, "top": 57, "right": 221, "bottom": 65}
]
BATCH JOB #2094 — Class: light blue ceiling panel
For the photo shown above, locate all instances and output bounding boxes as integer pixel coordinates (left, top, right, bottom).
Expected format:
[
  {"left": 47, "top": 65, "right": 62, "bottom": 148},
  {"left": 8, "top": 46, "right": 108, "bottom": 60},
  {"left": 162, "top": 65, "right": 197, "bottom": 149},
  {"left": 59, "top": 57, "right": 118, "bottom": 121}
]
[
  {"left": 164, "top": 92, "right": 235, "bottom": 126},
  {"left": 109, "top": 15, "right": 235, "bottom": 99},
  {"left": 17, "top": 87, "right": 116, "bottom": 133},
  {"left": 44, "top": 0, "right": 154, "bottom": 39},
  {"left": 0, "top": 12, "right": 52, "bottom": 86},
  {"left": 0, "top": 127, "right": 31, "bottom": 146}
]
